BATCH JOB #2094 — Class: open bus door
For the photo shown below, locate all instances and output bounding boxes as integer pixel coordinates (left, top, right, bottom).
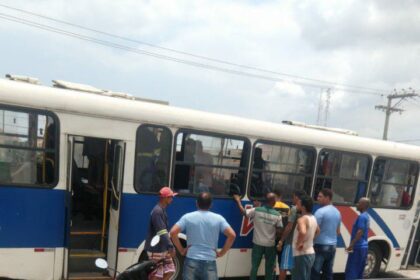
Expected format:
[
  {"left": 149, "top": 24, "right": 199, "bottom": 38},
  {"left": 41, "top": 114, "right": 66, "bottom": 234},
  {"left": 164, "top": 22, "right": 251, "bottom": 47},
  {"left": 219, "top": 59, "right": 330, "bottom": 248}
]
[
  {"left": 402, "top": 199, "right": 420, "bottom": 268},
  {"left": 65, "top": 135, "right": 125, "bottom": 279}
]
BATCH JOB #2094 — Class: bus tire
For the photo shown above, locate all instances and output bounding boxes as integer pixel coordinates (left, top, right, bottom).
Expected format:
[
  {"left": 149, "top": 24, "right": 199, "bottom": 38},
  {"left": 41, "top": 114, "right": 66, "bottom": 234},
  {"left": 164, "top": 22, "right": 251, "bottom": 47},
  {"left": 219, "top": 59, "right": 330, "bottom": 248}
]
[{"left": 364, "top": 243, "right": 382, "bottom": 278}]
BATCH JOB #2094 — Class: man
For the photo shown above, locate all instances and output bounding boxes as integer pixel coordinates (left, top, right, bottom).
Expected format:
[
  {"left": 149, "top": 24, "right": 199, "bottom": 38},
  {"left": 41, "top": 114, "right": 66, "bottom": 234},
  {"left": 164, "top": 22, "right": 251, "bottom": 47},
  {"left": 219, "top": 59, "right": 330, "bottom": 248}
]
[
  {"left": 277, "top": 190, "right": 307, "bottom": 280},
  {"left": 233, "top": 192, "right": 283, "bottom": 280},
  {"left": 170, "top": 192, "right": 236, "bottom": 280},
  {"left": 311, "top": 188, "right": 341, "bottom": 280},
  {"left": 345, "top": 197, "right": 371, "bottom": 280},
  {"left": 273, "top": 190, "right": 289, "bottom": 278},
  {"left": 292, "top": 195, "right": 319, "bottom": 280},
  {"left": 145, "top": 187, "right": 177, "bottom": 280}
]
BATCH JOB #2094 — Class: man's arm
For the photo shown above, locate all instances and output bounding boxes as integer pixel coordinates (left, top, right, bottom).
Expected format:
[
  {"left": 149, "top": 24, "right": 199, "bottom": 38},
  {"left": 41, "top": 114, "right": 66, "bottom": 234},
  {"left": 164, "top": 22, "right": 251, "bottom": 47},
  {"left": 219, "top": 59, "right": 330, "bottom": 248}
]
[
  {"left": 170, "top": 224, "right": 187, "bottom": 256},
  {"left": 152, "top": 210, "right": 174, "bottom": 253},
  {"left": 336, "top": 225, "right": 341, "bottom": 236},
  {"left": 216, "top": 227, "right": 236, "bottom": 258},
  {"left": 233, "top": 195, "right": 247, "bottom": 216},
  {"left": 346, "top": 229, "right": 363, "bottom": 252},
  {"left": 295, "top": 217, "right": 307, "bottom": 251}
]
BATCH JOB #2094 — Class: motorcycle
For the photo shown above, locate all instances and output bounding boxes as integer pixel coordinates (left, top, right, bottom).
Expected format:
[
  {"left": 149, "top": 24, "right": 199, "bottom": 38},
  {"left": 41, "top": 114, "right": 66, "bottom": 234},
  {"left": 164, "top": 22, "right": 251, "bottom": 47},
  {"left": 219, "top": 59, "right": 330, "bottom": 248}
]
[{"left": 95, "top": 235, "right": 166, "bottom": 280}]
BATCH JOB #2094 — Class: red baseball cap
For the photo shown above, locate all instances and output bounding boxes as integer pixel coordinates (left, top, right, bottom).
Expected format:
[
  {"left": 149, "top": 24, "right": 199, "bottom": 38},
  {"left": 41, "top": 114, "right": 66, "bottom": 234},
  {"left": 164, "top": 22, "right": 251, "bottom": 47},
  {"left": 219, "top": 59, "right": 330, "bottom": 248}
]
[{"left": 159, "top": 187, "right": 178, "bottom": 198}]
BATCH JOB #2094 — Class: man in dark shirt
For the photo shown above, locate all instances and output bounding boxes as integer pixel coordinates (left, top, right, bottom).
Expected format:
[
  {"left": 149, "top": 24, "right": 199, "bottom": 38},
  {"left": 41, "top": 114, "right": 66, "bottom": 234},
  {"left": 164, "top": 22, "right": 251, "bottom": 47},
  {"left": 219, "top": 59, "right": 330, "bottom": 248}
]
[{"left": 145, "top": 187, "right": 177, "bottom": 280}]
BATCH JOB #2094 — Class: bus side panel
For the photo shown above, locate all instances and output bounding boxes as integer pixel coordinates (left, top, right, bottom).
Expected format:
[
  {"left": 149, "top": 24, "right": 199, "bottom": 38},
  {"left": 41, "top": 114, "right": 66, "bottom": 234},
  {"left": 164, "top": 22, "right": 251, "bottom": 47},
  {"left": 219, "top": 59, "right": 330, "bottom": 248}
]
[
  {"left": 118, "top": 194, "right": 254, "bottom": 277},
  {"left": 0, "top": 186, "right": 66, "bottom": 279}
]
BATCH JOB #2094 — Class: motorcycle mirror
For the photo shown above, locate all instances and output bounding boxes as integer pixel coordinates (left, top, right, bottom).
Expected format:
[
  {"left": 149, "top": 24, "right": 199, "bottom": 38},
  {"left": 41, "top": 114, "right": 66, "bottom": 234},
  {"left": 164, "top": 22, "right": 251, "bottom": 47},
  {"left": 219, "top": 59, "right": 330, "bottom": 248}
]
[
  {"left": 150, "top": 235, "right": 160, "bottom": 247},
  {"left": 95, "top": 258, "right": 109, "bottom": 269}
]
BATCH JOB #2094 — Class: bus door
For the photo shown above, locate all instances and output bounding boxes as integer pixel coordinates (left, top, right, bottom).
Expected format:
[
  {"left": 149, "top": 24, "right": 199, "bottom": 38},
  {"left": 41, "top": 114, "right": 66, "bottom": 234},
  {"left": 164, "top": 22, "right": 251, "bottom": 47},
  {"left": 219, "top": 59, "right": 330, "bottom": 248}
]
[
  {"left": 403, "top": 199, "right": 420, "bottom": 268},
  {"left": 65, "top": 135, "right": 125, "bottom": 279}
]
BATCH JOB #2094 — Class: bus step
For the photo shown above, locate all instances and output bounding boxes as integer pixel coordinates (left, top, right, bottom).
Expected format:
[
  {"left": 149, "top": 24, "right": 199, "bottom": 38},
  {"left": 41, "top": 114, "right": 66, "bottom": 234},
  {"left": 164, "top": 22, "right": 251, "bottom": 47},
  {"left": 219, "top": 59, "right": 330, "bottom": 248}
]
[
  {"left": 70, "top": 232, "right": 102, "bottom": 250},
  {"left": 70, "top": 249, "right": 106, "bottom": 258},
  {"left": 68, "top": 272, "right": 112, "bottom": 280}
]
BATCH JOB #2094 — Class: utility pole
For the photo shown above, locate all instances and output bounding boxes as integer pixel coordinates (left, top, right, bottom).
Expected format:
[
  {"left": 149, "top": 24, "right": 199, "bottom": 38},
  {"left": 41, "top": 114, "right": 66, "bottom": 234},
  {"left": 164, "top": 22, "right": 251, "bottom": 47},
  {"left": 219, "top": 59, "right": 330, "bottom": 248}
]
[
  {"left": 316, "top": 88, "right": 332, "bottom": 126},
  {"left": 375, "top": 88, "right": 417, "bottom": 140}
]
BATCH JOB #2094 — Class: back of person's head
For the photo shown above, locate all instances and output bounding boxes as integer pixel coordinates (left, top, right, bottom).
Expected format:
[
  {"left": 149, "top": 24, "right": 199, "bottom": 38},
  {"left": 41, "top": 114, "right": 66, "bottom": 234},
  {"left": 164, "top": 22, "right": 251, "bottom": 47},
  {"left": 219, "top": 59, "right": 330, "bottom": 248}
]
[
  {"left": 254, "top": 147, "right": 263, "bottom": 159},
  {"left": 266, "top": 192, "right": 277, "bottom": 207},
  {"left": 197, "top": 192, "right": 212, "bottom": 210},
  {"left": 319, "top": 188, "right": 333, "bottom": 200},
  {"left": 273, "top": 189, "right": 282, "bottom": 199},
  {"left": 300, "top": 195, "right": 313, "bottom": 213},
  {"left": 293, "top": 189, "right": 307, "bottom": 200}
]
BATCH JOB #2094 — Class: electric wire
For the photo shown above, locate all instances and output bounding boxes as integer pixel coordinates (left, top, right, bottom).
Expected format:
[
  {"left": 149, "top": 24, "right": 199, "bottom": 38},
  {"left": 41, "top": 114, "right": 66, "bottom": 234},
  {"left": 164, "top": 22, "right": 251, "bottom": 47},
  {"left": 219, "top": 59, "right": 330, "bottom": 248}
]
[{"left": 0, "top": 3, "right": 387, "bottom": 94}]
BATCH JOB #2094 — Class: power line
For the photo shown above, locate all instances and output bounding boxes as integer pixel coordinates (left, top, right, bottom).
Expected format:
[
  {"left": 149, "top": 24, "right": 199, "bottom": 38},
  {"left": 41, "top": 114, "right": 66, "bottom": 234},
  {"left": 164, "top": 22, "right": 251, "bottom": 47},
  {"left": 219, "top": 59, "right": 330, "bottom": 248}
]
[{"left": 0, "top": 3, "right": 387, "bottom": 94}]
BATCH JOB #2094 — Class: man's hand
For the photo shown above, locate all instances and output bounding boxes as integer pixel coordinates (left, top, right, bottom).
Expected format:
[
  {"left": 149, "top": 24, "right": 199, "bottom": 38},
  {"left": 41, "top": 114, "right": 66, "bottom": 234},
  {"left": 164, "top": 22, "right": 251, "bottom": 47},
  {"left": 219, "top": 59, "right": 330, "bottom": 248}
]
[
  {"left": 276, "top": 240, "right": 283, "bottom": 252},
  {"left": 216, "top": 250, "right": 226, "bottom": 258},
  {"left": 179, "top": 246, "right": 188, "bottom": 256},
  {"left": 345, "top": 246, "right": 353, "bottom": 253},
  {"left": 233, "top": 194, "right": 241, "bottom": 202}
]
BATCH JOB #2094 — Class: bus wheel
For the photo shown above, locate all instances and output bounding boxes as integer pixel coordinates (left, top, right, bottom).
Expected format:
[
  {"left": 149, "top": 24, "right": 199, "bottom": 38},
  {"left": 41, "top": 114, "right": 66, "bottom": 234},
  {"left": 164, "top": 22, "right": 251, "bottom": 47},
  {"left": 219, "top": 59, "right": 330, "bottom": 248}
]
[
  {"left": 364, "top": 243, "right": 382, "bottom": 278},
  {"left": 171, "top": 249, "right": 184, "bottom": 280}
]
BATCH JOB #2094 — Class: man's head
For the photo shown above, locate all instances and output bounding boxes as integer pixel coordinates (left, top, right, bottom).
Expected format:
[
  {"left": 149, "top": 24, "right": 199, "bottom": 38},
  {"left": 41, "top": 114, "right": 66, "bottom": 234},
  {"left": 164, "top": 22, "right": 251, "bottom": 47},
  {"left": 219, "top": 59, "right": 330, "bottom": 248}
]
[
  {"left": 293, "top": 189, "right": 307, "bottom": 205},
  {"left": 317, "top": 188, "right": 333, "bottom": 206},
  {"left": 265, "top": 192, "right": 277, "bottom": 208},
  {"left": 159, "top": 186, "right": 177, "bottom": 207},
  {"left": 197, "top": 192, "right": 212, "bottom": 210},
  {"left": 297, "top": 195, "right": 313, "bottom": 214},
  {"left": 273, "top": 190, "right": 282, "bottom": 201},
  {"left": 357, "top": 197, "right": 370, "bottom": 212}
]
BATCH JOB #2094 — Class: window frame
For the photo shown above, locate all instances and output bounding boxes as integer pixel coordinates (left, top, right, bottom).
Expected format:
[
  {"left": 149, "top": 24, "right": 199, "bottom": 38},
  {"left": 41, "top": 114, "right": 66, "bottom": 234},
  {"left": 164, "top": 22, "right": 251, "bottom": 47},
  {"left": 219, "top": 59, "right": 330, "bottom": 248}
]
[
  {"left": 171, "top": 128, "right": 251, "bottom": 199},
  {"left": 247, "top": 139, "right": 317, "bottom": 202},
  {"left": 133, "top": 123, "right": 173, "bottom": 195},
  {"left": 314, "top": 148, "right": 372, "bottom": 206},
  {"left": 0, "top": 104, "right": 60, "bottom": 189},
  {"left": 368, "top": 156, "right": 419, "bottom": 210}
]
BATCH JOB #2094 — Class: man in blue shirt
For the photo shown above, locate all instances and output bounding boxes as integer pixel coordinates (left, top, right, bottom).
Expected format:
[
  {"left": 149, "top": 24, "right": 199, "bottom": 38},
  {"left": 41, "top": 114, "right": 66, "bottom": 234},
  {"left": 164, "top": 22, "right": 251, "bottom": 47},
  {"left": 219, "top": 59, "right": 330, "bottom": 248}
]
[
  {"left": 345, "top": 197, "right": 370, "bottom": 280},
  {"left": 170, "top": 192, "right": 236, "bottom": 280},
  {"left": 311, "top": 188, "right": 341, "bottom": 280}
]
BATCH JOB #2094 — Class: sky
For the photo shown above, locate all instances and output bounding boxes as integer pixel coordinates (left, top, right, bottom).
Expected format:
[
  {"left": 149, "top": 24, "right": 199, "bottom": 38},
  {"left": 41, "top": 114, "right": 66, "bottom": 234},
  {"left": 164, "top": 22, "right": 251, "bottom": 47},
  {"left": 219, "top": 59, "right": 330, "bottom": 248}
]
[{"left": 0, "top": 0, "right": 420, "bottom": 143}]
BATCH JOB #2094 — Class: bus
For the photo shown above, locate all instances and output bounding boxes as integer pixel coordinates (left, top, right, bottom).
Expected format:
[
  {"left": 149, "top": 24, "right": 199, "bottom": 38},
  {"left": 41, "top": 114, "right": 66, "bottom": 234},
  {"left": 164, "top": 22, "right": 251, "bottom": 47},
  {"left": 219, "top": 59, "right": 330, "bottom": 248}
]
[{"left": 0, "top": 75, "right": 419, "bottom": 280}]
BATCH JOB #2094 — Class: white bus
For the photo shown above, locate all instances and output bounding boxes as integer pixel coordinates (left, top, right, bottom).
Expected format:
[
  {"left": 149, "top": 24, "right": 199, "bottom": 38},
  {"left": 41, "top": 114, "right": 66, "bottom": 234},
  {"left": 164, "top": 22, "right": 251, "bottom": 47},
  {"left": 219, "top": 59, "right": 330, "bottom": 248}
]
[{"left": 0, "top": 76, "right": 419, "bottom": 280}]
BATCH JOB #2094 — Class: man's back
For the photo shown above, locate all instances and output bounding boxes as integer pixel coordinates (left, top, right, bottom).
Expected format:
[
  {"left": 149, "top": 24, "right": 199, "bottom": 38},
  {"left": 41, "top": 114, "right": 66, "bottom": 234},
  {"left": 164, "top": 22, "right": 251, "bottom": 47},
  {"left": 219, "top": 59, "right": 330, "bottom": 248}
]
[
  {"left": 176, "top": 210, "right": 230, "bottom": 261},
  {"left": 314, "top": 205, "right": 341, "bottom": 245}
]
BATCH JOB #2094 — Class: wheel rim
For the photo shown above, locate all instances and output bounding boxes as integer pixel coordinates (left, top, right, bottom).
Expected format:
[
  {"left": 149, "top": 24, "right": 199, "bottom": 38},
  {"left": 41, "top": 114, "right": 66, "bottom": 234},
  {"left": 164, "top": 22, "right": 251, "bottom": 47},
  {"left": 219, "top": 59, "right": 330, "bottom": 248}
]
[{"left": 364, "top": 250, "right": 376, "bottom": 277}]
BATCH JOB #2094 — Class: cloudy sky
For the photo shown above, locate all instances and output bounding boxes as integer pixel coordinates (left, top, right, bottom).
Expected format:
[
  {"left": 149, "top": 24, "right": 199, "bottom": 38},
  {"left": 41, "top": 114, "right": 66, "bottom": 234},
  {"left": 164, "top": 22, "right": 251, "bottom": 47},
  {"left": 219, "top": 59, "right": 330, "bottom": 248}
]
[{"left": 0, "top": 0, "right": 419, "bottom": 143}]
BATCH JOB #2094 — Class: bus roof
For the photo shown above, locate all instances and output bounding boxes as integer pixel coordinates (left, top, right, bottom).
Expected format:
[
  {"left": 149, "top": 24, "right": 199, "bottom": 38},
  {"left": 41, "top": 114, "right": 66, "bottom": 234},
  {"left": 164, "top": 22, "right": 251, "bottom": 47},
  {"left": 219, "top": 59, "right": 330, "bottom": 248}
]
[{"left": 1, "top": 78, "right": 419, "bottom": 161}]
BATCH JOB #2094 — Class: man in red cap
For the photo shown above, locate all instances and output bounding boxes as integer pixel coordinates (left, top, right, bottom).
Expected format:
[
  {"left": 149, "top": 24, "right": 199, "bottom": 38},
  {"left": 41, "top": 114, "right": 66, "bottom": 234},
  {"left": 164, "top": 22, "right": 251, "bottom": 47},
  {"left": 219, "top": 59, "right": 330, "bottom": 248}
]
[{"left": 145, "top": 186, "right": 178, "bottom": 280}]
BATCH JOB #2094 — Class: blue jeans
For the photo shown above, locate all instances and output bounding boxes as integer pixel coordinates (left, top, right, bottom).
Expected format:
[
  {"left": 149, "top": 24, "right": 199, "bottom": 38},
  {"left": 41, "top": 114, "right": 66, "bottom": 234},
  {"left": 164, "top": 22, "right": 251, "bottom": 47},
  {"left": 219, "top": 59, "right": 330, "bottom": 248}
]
[
  {"left": 183, "top": 257, "right": 218, "bottom": 280},
  {"left": 292, "top": 254, "right": 315, "bottom": 280},
  {"left": 311, "top": 244, "right": 336, "bottom": 280}
]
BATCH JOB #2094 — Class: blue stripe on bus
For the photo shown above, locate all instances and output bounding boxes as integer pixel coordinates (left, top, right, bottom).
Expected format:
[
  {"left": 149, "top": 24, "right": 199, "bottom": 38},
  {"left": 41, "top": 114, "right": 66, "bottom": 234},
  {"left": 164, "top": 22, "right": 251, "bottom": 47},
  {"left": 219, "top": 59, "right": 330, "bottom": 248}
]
[
  {"left": 367, "top": 208, "right": 400, "bottom": 248},
  {"left": 118, "top": 193, "right": 254, "bottom": 249},
  {"left": 118, "top": 194, "right": 347, "bottom": 249},
  {"left": 0, "top": 186, "right": 67, "bottom": 248}
]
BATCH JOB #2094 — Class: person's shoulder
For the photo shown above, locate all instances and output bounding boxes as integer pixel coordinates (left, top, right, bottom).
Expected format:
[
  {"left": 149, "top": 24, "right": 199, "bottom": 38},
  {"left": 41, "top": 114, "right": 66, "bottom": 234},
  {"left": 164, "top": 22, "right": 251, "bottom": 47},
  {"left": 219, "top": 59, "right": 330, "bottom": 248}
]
[{"left": 151, "top": 204, "right": 163, "bottom": 214}]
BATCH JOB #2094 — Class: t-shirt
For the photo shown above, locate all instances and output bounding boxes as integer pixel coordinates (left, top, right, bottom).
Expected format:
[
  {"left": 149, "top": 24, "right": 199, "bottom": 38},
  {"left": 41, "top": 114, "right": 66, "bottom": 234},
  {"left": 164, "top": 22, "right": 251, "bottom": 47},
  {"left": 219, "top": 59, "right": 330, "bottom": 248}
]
[
  {"left": 145, "top": 204, "right": 174, "bottom": 253},
  {"left": 284, "top": 206, "right": 298, "bottom": 245},
  {"left": 314, "top": 204, "right": 341, "bottom": 245},
  {"left": 176, "top": 210, "right": 230, "bottom": 261},
  {"left": 351, "top": 212, "right": 370, "bottom": 248},
  {"left": 246, "top": 205, "right": 283, "bottom": 247}
]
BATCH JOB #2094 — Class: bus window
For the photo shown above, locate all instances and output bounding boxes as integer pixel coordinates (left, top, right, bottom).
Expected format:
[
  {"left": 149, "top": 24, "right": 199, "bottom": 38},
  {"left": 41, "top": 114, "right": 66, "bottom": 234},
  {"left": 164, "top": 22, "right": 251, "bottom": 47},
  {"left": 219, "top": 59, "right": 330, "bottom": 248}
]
[
  {"left": 249, "top": 141, "right": 315, "bottom": 201},
  {"left": 314, "top": 150, "right": 370, "bottom": 205},
  {"left": 173, "top": 131, "right": 249, "bottom": 197},
  {"left": 369, "top": 158, "right": 418, "bottom": 208},
  {"left": 0, "top": 107, "right": 58, "bottom": 187},
  {"left": 134, "top": 125, "right": 172, "bottom": 193}
]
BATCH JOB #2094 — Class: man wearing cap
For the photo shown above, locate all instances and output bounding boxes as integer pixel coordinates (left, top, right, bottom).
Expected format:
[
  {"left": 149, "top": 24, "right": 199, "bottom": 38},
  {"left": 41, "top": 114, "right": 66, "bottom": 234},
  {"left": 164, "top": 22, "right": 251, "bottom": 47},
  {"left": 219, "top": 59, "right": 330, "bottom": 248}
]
[{"left": 145, "top": 186, "right": 177, "bottom": 280}]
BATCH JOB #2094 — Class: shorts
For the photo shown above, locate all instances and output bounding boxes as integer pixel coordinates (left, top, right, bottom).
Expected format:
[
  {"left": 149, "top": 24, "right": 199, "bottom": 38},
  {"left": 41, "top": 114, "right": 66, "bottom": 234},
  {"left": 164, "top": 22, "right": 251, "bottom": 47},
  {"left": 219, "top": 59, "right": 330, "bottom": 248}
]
[
  {"left": 147, "top": 251, "right": 176, "bottom": 279},
  {"left": 279, "top": 244, "right": 294, "bottom": 270}
]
